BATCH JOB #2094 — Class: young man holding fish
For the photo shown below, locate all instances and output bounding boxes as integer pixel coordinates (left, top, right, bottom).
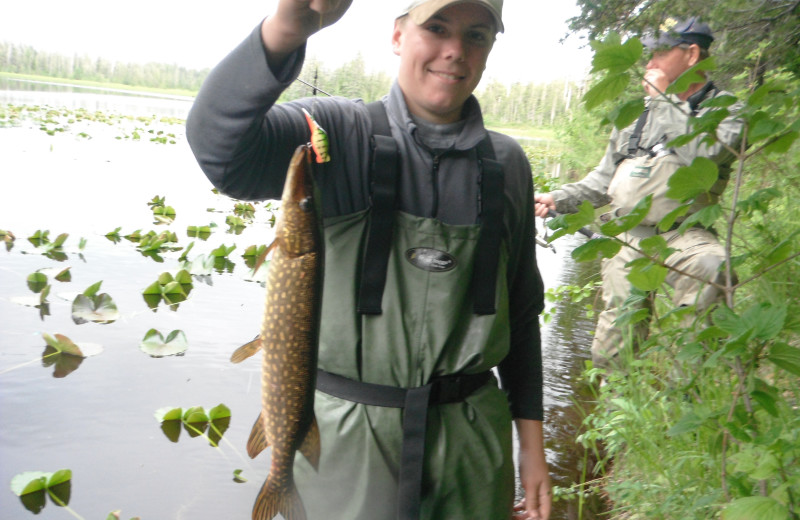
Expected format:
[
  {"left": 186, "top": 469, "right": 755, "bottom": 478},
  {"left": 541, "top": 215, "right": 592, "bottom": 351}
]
[{"left": 187, "top": 1, "right": 551, "bottom": 518}]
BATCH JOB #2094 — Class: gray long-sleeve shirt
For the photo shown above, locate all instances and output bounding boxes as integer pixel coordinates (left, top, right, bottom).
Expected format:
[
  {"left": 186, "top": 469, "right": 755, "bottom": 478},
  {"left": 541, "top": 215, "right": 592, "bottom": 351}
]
[{"left": 186, "top": 24, "right": 546, "bottom": 420}]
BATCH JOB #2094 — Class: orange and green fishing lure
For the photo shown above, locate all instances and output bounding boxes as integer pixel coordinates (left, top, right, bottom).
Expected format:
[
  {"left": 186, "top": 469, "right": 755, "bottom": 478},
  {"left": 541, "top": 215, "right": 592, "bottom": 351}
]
[{"left": 302, "top": 108, "right": 330, "bottom": 164}]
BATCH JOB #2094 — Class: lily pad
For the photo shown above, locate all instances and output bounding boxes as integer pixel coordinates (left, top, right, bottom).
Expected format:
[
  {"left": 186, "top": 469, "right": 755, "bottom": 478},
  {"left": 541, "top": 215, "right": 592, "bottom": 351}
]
[
  {"left": 10, "top": 469, "right": 72, "bottom": 513},
  {"left": 41, "top": 333, "right": 103, "bottom": 377},
  {"left": 139, "top": 329, "right": 188, "bottom": 357},
  {"left": 72, "top": 293, "right": 120, "bottom": 324}
]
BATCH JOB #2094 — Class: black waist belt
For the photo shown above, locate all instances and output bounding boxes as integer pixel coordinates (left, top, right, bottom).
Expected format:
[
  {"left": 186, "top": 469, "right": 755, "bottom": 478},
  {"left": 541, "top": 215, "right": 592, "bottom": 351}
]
[{"left": 316, "top": 369, "right": 492, "bottom": 520}]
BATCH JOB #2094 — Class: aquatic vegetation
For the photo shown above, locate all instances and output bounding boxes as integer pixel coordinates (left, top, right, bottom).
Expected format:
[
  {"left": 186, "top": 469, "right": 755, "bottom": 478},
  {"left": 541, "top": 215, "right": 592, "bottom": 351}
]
[
  {"left": 139, "top": 328, "right": 188, "bottom": 357},
  {"left": 142, "top": 269, "right": 193, "bottom": 308},
  {"left": 27, "top": 229, "right": 69, "bottom": 260},
  {"left": 71, "top": 281, "right": 120, "bottom": 324},
  {"left": 154, "top": 404, "right": 231, "bottom": 446},
  {"left": 187, "top": 223, "right": 215, "bottom": 239},
  {"left": 1, "top": 228, "right": 15, "bottom": 251},
  {"left": 41, "top": 333, "right": 103, "bottom": 377},
  {"left": 234, "top": 202, "right": 256, "bottom": 218},
  {"left": 10, "top": 469, "right": 72, "bottom": 514}
]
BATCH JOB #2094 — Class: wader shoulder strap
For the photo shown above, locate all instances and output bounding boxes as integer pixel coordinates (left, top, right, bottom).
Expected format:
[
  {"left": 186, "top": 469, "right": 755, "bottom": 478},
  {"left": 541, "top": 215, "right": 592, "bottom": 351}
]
[
  {"left": 473, "top": 136, "right": 504, "bottom": 315},
  {"left": 627, "top": 108, "right": 650, "bottom": 157},
  {"left": 624, "top": 81, "right": 717, "bottom": 161},
  {"left": 358, "top": 101, "right": 399, "bottom": 315},
  {"left": 359, "top": 102, "right": 503, "bottom": 316}
]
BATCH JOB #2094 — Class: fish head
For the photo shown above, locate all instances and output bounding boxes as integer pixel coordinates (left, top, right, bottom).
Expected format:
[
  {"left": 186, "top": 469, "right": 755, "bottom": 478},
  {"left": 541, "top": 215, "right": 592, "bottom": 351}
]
[{"left": 276, "top": 144, "right": 321, "bottom": 257}]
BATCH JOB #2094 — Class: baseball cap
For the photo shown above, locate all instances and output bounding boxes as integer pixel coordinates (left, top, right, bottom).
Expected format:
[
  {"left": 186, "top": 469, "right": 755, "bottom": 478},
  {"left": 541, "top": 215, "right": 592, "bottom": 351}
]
[
  {"left": 642, "top": 16, "right": 714, "bottom": 50},
  {"left": 399, "top": 0, "right": 504, "bottom": 33}
]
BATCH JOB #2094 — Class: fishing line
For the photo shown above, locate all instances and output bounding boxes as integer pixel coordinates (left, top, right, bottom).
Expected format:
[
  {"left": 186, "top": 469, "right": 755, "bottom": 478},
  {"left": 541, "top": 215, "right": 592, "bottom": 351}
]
[{"left": 295, "top": 77, "right": 333, "bottom": 98}]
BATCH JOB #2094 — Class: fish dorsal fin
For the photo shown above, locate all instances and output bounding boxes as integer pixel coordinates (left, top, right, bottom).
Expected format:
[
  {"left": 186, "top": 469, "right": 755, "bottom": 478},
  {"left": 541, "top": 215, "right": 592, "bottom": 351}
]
[
  {"left": 230, "top": 335, "right": 261, "bottom": 363},
  {"left": 246, "top": 411, "right": 270, "bottom": 458},
  {"left": 298, "top": 415, "right": 321, "bottom": 471}
]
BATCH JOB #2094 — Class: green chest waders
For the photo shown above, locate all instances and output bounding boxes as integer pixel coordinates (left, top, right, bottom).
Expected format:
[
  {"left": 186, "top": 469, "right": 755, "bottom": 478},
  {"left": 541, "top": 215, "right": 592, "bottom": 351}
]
[{"left": 297, "top": 102, "right": 513, "bottom": 520}]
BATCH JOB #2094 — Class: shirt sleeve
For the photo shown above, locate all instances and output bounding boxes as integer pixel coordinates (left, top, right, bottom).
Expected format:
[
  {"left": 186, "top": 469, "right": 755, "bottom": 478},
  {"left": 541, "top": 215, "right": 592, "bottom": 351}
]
[
  {"left": 185, "top": 22, "right": 311, "bottom": 201},
  {"left": 495, "top": 138, "right": 546, "bottom": 421}
]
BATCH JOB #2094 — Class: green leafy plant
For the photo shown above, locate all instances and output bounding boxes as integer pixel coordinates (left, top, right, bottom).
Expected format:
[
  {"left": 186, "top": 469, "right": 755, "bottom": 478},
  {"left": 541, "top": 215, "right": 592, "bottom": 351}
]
[
  {"left": 27, "top": 229, "right": 69, "bottom": 260},
  {"left": 139, "top": 329, "right": 188, "bottom": 358},
  {"left": 41, "top": 333, "right": 103, "bottom": 378},
  {"left": 154, "top": 404, "right": 231, "bottom": 446},
  {"left": 10, "top": 469, "right": 72, "bottom": 514},
  {"left": 105, "top": 227, "right": 122, "bottom": 243},
  {"left": 71, "top": 281, "right": 120, "bottom": 324},
  {"left": 225, "top": 215, "right": 248, "bottom": 234},
  {"left": 558, "top": 32, "right": 800, "bottom": 520},
  {"left": 142, "top": 269, "right": 193, "bottom": 309},
  {"left": 187, "top": 223, "right": 215, "bottom": 239}
]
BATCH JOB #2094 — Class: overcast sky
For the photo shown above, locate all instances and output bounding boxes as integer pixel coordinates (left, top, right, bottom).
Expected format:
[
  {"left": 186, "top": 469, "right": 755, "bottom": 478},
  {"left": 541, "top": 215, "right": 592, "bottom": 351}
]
[{"left": 1, "top": 0, "right": 593, "bottom": 85}]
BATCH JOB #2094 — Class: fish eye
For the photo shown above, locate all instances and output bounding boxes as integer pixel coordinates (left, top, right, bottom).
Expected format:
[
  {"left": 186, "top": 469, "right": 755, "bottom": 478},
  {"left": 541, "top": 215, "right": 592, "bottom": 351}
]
[{"left": 299, "top": 197, "right": 313, "bottom": 212}]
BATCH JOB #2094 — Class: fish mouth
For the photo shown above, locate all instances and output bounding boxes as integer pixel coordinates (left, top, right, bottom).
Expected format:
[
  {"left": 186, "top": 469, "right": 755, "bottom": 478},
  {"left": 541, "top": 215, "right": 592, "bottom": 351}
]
[{"left": 287, "top": 145, "right": 313, "bottom": 203}]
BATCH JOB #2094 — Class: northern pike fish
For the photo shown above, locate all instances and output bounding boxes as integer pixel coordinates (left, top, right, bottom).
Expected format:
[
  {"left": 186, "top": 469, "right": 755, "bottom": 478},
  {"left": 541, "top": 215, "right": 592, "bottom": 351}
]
[{"left": 231, "top": 144, "right": 323, "bottom": 520}]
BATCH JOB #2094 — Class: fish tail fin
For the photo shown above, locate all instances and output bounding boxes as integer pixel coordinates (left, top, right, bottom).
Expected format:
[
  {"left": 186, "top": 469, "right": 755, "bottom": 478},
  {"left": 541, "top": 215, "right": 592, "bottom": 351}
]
[
  {"left": 230, "top": 335, "right": 261, "bottom": 363},
  {"left": 298, "top": 414, "right": 321, "bottom": 471},
  {"left": 252, "top": 479, "right": 306, "bottom": 520},
  {"left": 246, "top": 411, "right": 270, "bottom": 458}
]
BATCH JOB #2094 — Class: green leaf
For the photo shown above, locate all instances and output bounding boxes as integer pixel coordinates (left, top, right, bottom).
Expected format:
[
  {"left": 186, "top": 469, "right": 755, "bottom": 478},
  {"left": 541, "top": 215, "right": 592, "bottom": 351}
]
[
  {"left": 677, "top": 204, "right": 723, "bottom": 232},
  {"left": 142, "top": 281, "right": 162, "bottom": 295},
  {"left": 140, "top": 329, "right": 188, "bottom": 358},
  {"left": 47, "top": 469, "right": 72, "bottom": 488},
  {"left": 626, "top": 259, "right": 668, "bottom": 292},
  {"left": 571, "top": 238, "right": 622, "bottom": 262},
  {"left": 183, "top": 406, "right": 208, "bottom": 424},
  {"left": 722, "top": 496, "right": 789, "bottom": 520},
  {"left": 638, "top": 235, "right": 676, "bottom": 261},
  {"left": 583, "top": 72, "right": 631, "bottom": 111},
  {"left": 233, "top": 469, "right": 248, "bottom": 483},
  {"left": 762, "top": 130, "right": 798, "bottom": 155},
  {"left": 72, "top": 293, "right": 120, "bottom": 324},
  {"left": 174, "top": 269, "right": 193, "bottom": 285},
  {"left": 667, "top": 412, "right": 705, "bottom": 437},
  {"left": 767, "top": 342, "right": 800, "bottom": 376},
  {"left": 665, "top": 158, "right": 718, "bottom": 201},
  {"left": 154, "top": 407, "right": 183, "bottom": 422},
  {"left": 666, "top": 57, "right": 716, "bottom": 95},
  {"left": 10, "top": 472, "right": 49, "bottom": 496},
  {"left": 547, "top": 201, "right": 596, "bottom": 241},
  {"left": 657, "top": 203, "right": 691, "bottom": 232},
  {"left": 591, "top": 36, "right": 642, "bottom": 74},
  {"left": 748, "top": 112, "right": 785, "bottom": 143},
  {"left": 208, "top": 404, "right": 232, "bottom": 421},
  {"left": 609, "top": 98, "right": 646, "bottom": 130},
  {"left": 750, "top": 390, "right": 780, "bottom": 417},
  {"left": 699, "top": 94, "right": 738, "bottom": 109},
  {"left": 27, "top": 272, "right": 48, "bottom": 293},
  {"left": 83, "top": 281, "right": 103, "bottom": 298},
  {"left": 42, "top": 333, "right": 84, "bottom": 357},
  {"left": 600, "top": 195, "right": 653, "bottom": 236}
]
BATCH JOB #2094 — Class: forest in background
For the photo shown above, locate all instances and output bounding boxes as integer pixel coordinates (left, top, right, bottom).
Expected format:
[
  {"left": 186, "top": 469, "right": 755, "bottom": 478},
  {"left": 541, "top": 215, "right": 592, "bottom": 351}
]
[{"left": 0, "top": 41, "right": 585, "bottom": 130}]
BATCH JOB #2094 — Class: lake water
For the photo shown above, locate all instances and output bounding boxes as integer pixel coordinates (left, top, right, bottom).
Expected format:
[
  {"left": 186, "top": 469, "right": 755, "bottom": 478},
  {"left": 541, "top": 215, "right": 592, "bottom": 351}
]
[{"left": 0, "top": 80, "right": 601, "bottom": 519}]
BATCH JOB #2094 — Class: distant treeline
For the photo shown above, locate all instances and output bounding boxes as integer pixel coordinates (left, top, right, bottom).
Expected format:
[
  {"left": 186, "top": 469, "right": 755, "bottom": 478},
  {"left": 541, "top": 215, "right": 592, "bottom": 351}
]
[{"left": 1, "top": 41, "right": 585, "bottom": 126}]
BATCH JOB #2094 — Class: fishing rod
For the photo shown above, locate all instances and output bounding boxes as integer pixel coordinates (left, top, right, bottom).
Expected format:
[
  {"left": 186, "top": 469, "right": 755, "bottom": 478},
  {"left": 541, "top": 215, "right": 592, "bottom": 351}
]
[{"left": 296, "top": 76, "right": 334, "bottom": 97}]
